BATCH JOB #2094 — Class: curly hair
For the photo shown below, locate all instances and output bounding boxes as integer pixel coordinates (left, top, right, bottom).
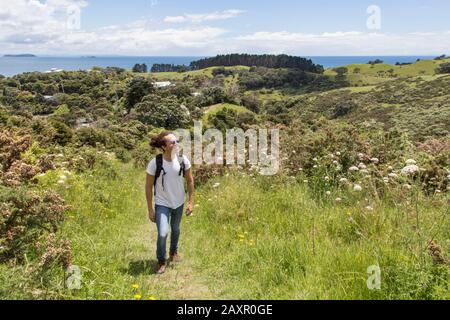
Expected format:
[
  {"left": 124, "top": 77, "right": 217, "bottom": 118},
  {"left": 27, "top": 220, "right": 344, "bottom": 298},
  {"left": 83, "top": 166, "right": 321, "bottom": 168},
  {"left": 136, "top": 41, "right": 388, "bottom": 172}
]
[{"left": 149, "top": 131, "right": 171, "bottom": 150}]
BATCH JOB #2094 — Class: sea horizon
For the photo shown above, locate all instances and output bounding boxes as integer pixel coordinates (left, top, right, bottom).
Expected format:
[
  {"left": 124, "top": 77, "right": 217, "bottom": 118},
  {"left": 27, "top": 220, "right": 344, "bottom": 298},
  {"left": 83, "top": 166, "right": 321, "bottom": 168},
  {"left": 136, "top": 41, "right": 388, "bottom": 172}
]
[{"left": 0, "top": 55, "right": 440, "bottom": 77}]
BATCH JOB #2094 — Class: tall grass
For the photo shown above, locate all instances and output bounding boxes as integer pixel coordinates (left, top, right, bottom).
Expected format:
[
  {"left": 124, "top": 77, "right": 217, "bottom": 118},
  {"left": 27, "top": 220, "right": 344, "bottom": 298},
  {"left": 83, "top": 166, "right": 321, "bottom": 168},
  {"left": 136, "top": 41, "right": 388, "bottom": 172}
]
[
  {"left": 1, "top": 160, "right": 448, "bottom": 300},
  {"left": 186, "top": 174, "right": 449, "bottom": 300}
]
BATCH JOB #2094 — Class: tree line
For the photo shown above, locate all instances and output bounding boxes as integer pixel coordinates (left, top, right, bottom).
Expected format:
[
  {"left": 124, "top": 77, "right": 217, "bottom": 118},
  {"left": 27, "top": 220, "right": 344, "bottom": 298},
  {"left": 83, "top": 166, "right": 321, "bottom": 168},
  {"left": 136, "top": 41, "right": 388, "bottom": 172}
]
[{"left": 189, "top": 54, "right": 324, "bottom": 73}]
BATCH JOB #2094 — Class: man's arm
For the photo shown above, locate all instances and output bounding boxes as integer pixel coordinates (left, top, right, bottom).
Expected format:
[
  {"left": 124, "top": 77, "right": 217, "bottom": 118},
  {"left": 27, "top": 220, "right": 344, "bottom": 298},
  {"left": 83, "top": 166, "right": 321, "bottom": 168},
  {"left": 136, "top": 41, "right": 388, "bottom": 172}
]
[
  {"left": 185, "top": 168, "right": 195, "bottom": 216},
  {"left": 146, "top": 174, "right": 156, "bottom": 222}
]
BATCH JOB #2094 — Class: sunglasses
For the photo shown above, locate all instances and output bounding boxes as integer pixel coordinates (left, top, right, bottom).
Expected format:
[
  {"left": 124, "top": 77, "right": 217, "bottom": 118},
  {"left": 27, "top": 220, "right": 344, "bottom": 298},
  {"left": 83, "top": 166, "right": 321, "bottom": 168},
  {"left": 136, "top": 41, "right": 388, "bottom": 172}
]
[{"left": 168, "top": 140, "right": 180, "bottom": 145}]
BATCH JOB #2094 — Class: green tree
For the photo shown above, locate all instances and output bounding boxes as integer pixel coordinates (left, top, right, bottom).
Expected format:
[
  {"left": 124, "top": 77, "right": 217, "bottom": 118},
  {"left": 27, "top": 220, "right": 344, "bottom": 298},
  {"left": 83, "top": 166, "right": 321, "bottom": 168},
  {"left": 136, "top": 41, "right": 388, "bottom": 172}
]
[
  {"left": 125, "top": 77, "right": 155, "bottom": 111},
  {"left": 133, "top": 94, "right": 191, "bottom": 129},
  {"left": 50, "top": 120, "right": 73, "bottom": 146}
]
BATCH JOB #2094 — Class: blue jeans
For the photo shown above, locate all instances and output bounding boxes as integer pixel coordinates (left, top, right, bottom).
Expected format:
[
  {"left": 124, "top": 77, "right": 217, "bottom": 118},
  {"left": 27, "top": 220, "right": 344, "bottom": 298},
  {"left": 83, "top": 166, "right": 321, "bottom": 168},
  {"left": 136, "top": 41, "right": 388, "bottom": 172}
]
[{"left": 155, "top": 204, "right": 184, "bottom": 263}]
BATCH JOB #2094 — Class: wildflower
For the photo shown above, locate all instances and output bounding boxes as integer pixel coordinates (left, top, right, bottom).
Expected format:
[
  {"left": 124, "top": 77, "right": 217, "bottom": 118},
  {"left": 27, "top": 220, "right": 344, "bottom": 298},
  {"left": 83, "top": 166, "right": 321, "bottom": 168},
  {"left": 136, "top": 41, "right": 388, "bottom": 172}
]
[
  {"left": 349, "top": 166, "right": 359, "bottom": 172},
  {"left": 134, "top": 294, "right": 142, "bottom": 300},
  {"left": 238, "top": 234, "right": 245, "bottom": 239},
  {"left": 353, "top": 184, "right": 363, "bottom": 192},
  {"left": 435, "top": 190, "right": 442, "bottom": 194},
  {"left": 57, "top": 179, "right": 65, "bottom": 185},
  {"left": 59, "top": 175, "right": 67, "bottom": 180},
  {"left": 213, "top": 183, "right": 220, "bottom": 188},
  {"left": 148, "top": 296, "right": 157, "bottom": 300},
  {"left": 335, "top": 197, "right": 342, "bottom": 202},
  {"left": 303, "top": 180, "right": 308, "bottom": 183},
  {"left": 336, "top": 152, "right": 342, "bottom": 156},
  {"left": 358, "top": 163, "right": 367, "bottom": 170},
  {"left": 313, "top": 157, "right": 318, "bottom": 162},
  {"left": 366, "top": 206, "right": 374, "bottom": 211},
  {"left": 402, "top": 184, "right": 412, "bottom": 190},
  {"left": 313, "top": 165, "right": 318, "bottom": 169},
  {"left": 370, "top": 158, "right": 379, "bottom": 164},
  {"left": 401, "top": 165, "right": 419, "bottom": 176},
  {"left": 360, "top": 169, "right": 369, "bottom": 174},
  {"left": 324, "top": 176, "right": 330, "bottom": 181},
  {"left": 405, "top": 159, "right": 417, "bottom": 165},
  {"left": 358, "top": 153, "right": 365, "bottom": 160},
  {"left": 339, "top": 178, "right": 348, "bottom": 183},
  {"left": 326, "top": 191, "right": 331, "bottom": 196},
  {"left": 333, "top": 160, "right": 339, "bottom": 165},
  {"left": 388, "top": 166, "right": 394, "bottom": 171},
  {"left": 132, "top": 284, "right": 139, "bottom": 289},
  {"left": 388, "top": 173, "right": 398, "bottom": 179},
  {"left": 383, "top": 177, "right": 389, "bottom": 184}
]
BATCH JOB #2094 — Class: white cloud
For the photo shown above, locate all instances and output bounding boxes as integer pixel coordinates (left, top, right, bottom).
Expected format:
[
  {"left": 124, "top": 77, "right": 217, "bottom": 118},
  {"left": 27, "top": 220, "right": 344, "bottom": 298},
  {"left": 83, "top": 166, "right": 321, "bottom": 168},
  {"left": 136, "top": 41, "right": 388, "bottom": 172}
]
[
  {"left": 234, "top": 31, "right": 450, "bottom": 55},
  {"left": 0, "top": 1, "right": 448, "bottom": 56},
  {"left": 0, "top": 0, "right": 228, "bottom": 55},
  {"left": 164, "top": 9, "right": 246, "bottom": 24}
]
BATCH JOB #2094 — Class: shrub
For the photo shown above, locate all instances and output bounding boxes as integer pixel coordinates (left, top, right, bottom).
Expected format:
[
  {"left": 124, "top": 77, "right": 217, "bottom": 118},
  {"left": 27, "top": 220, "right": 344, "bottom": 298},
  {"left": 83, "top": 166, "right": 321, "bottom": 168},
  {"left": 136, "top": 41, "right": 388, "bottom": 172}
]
[
  {"left": 50, "top": 120, "right": 73, "bottom": 146},
  {"left": 0, "top": 187, "right": 69, "bottom": 265},
  {"left": 435, "top": 62, "right": 450, "bottom": 74}
]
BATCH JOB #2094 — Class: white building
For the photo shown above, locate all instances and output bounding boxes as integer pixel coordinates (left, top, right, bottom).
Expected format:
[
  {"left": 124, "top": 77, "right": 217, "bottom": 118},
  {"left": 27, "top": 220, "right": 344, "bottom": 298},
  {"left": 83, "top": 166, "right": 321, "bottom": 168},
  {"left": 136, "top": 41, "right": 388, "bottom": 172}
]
[{"left": 153, "top": 81, "right": 175, "bottom": 88}]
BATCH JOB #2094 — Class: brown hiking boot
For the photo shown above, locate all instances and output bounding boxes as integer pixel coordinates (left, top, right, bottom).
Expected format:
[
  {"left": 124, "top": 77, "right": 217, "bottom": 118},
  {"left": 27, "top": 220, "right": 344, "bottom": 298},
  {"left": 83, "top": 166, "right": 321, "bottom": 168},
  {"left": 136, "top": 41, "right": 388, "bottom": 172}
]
[
  {"left": 169, "top": 251, "right": 182, "bottom": 263},
  {"left": 156, "top": 261, "right": 166, "bottom": 275}
]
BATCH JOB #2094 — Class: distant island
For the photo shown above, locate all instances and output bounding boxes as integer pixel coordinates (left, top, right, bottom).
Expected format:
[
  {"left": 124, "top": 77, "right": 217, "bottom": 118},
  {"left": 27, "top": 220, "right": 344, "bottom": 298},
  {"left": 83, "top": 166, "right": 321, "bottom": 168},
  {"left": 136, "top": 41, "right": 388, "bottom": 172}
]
[{"left": 4, "top": 54, "right": 36, "bottom": 57}]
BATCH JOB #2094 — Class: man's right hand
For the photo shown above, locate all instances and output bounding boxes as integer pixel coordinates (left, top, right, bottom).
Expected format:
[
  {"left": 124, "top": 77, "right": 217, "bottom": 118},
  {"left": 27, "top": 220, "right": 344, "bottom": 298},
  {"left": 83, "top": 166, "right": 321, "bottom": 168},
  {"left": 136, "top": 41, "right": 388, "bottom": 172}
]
[{"left": 148, "top": 208, "right": 156, "bottom": 223}]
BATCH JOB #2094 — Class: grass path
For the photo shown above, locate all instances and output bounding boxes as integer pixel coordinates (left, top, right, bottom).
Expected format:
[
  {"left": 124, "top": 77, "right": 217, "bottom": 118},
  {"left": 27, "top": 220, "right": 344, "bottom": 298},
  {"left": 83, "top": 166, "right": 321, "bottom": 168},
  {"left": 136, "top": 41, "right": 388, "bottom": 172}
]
[{"left": 58, "top": 163, "right": 217, "bottom": 300}]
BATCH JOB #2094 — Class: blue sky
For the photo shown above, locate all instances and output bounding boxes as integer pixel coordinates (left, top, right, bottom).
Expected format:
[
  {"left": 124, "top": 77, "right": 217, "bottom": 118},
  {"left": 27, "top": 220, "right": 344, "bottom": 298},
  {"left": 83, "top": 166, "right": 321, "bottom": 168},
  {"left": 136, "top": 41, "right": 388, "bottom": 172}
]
[
  {"left": 0, "top": 0, "right": 449, "bottom": 55},
  {"left": 81, "top": 0, "right": 450, "bottom": 33}
]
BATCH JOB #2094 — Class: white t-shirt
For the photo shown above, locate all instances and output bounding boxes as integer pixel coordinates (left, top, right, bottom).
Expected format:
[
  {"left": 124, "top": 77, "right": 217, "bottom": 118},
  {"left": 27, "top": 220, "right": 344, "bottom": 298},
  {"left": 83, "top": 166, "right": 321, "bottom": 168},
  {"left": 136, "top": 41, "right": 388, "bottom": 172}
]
[{"left": 147, "top": 155, "right": 192, "bottom": 209}]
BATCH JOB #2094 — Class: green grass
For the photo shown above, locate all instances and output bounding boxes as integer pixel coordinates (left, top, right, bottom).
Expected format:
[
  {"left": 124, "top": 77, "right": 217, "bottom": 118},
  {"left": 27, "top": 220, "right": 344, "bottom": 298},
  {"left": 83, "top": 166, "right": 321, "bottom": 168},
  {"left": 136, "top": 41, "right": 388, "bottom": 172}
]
[
  {"left": 187, "top": 175, "right": 449, "bottom": 299},
  {"left": 202, "top": 103, "right": 254, "bottom": 123},
  {"left": 324, "top": 58, "right": 450, "bottom": 86},
  {"left": 150, "top": 66, "right": 250, "bottom": 82},
  {"left": 2, "top": 160, "right": 448, "bottom": 300}
]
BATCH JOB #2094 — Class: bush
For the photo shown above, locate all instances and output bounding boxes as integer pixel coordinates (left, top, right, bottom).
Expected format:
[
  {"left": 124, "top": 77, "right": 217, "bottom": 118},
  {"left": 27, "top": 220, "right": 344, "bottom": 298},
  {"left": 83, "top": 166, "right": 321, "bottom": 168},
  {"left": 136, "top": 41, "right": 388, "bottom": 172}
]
[
  {"left": 0, "top": 187, "right": 69, "bottom": 265},
  {"left": 50, "top": 120, "right": 73, "bottom": 146},
  {"left": 435, "top": 62, "right": 450, "bottom": 74}
]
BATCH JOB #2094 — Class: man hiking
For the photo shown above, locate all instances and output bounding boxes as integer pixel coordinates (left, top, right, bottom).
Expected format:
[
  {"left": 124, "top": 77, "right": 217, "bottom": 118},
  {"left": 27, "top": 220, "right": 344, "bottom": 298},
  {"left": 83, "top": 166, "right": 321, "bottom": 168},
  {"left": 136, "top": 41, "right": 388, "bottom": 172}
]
[{"left": 145, "top": 132, "right": 195, "bottom": 275}]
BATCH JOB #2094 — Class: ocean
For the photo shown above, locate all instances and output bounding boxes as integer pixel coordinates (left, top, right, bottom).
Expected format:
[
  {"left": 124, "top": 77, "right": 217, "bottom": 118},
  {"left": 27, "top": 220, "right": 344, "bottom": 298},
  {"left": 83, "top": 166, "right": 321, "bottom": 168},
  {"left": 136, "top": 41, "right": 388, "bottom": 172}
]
[{"left": 0, "top": 55, "right": 437, "bottom": 77}]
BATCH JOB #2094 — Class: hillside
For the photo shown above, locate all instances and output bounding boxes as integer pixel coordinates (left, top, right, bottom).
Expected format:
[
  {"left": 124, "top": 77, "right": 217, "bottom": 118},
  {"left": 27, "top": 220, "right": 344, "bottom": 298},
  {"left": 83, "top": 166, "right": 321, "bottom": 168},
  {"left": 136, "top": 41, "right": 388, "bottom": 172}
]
[{"left": 0, "top": 56, "right": 449, "bottom": 300}]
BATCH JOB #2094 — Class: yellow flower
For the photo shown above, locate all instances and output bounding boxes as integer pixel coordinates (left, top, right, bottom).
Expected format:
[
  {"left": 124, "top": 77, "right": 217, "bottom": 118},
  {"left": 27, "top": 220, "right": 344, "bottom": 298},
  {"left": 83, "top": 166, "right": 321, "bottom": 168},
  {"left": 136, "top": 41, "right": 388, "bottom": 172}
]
[
  {"left": 148, "top": 296, "right": 157, "bottom": 300},
  {"left": 134, "top": 294, "right": 142, "bottom": 300},
  {"left": 132, "top": 284, "right": 139, "bottom": 289},
  {"left": 238, "top": 234, "right": 245, "bottom": 239}
]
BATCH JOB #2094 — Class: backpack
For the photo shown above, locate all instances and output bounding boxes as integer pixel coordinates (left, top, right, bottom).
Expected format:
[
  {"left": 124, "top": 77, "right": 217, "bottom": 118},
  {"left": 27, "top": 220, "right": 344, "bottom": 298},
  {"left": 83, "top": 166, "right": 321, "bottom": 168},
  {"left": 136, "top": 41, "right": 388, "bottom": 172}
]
[{"left": 154, "top": 153, "right": 186, "bottom": 195}]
